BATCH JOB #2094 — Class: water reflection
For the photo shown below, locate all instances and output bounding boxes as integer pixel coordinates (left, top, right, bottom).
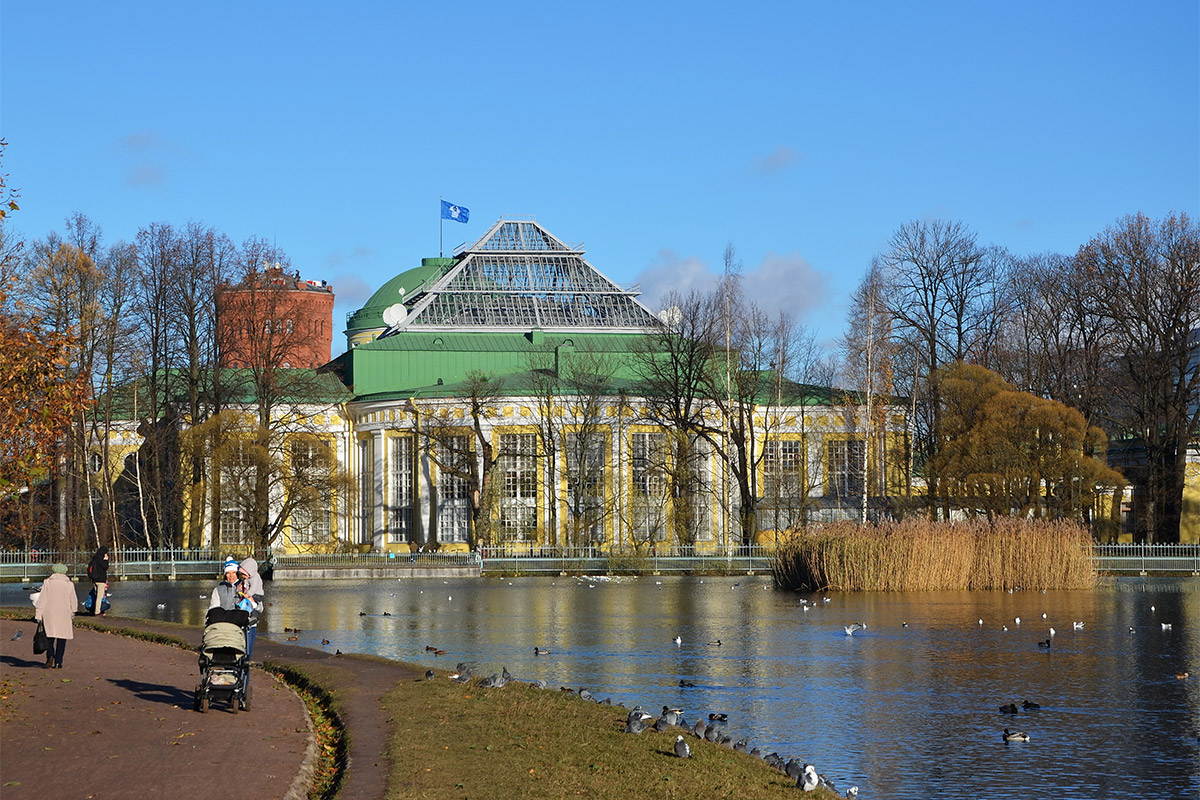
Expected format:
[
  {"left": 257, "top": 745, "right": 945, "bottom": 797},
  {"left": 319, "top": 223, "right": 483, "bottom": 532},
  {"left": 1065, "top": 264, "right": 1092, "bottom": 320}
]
[{"left": 4, "top": 575, "right": 1197, "bottom": 799}]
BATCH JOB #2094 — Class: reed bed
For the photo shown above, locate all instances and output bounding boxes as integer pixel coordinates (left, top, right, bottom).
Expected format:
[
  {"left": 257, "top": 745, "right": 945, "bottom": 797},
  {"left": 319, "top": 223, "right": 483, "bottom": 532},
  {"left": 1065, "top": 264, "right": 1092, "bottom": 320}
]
[{"left": 773, "top": 518, "right": 1097, "bottom": 591}]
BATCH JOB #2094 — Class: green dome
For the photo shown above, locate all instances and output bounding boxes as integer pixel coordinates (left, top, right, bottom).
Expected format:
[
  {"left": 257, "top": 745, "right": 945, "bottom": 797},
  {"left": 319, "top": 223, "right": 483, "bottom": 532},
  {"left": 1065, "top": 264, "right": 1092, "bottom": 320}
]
[{"left": 346, "top": 258, "right": 455, "bottom": 332}]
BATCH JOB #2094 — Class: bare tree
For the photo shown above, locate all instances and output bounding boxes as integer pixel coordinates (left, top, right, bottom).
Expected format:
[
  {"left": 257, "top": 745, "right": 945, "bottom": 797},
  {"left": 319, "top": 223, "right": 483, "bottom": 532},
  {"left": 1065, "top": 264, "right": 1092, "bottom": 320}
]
[
  {"left": 1075, "top": 212, "right": 1200, "bottom": 542},
  {"left": 423, "top": 371, "right": 506, "bottom": 550},
  {"left": 132, "top": 222, "right": 186, "bottom": 547},
  {"left": 631, "top": 289, "right": 720, "bottom": 545},
  {"left": 996, "top": 252, "right": 1115, "bottom": 428},
  {"left": 174, "top": 222, "right": 234, "bottom": 547},
  {"left": 840, "top": 260, "right": 903, "bottom": 522},
  {"left": 877, "top": 219, "right": 988, "bottom": 517},
  {"left": 762, "top": 325, "right": 836, "bottom": 533},
  {"left": 634, "top": 257, "right": 804, "bottom": 549},
  {"left": 525, "top": 342, "right": 619, "bottom": 549},
  {"left": 212, "top": 243, "right": 348, "bottom": 550}
]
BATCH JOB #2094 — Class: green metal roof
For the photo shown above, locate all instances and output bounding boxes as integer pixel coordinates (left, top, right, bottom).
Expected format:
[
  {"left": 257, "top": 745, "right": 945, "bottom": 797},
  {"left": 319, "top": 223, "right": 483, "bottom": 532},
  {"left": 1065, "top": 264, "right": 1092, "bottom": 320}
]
[
  {"left": 341, "top": 330, "right": 648, "bottom": 398},
  {"left": 90, "top": 368, "right": 352, "bottom": 422}
]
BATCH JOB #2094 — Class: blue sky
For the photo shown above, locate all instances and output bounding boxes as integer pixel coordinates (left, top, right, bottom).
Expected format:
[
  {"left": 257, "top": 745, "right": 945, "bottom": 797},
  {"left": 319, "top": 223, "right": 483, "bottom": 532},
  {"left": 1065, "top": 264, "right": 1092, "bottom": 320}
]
[{"left": 2, "top": 2, "right": 1197, "bottom": 356}]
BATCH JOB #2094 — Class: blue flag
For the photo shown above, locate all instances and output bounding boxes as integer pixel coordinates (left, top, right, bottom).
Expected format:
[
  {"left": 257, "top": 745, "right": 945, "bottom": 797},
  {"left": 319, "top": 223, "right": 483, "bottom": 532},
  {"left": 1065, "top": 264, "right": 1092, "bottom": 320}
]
[{"left": 440, "top": 200, "right": 469, "bottom": 223}]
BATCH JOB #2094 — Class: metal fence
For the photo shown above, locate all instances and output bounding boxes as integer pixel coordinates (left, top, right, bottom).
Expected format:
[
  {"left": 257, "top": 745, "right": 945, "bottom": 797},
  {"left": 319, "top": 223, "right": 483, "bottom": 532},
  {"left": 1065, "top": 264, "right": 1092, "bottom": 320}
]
[
  {"left": 1093, "top": 543, "right": 1200, "bottom": 575},
  {"left": 478, "top": 545, "right": 774, "bottom": 575},
  {"left": 270, "top": 551, "right": 482, "bottom": 569},
  {"left": 3, "top": 543, "right": 1198, "bottom": 581},
  {"left": 0, "top": 548, "right": 232, "bottom": 582}
]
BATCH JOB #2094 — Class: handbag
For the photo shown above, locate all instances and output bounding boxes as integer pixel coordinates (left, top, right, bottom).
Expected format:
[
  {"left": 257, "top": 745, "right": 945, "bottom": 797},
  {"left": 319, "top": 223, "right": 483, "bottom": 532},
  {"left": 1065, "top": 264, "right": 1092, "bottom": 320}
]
[
  {"left": 83, "top": 587, "right": 111, "bottom": 614},
  {"left": 33, "top": 622, "right": 48, "bottom": 655}
]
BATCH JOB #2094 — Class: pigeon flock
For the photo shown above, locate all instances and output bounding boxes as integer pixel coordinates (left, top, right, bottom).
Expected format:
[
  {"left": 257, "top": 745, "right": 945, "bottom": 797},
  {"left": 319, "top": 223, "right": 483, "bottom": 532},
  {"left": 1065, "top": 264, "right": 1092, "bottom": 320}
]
[{"left": 429, "top": 658, "right": 852, "bottom": 795}]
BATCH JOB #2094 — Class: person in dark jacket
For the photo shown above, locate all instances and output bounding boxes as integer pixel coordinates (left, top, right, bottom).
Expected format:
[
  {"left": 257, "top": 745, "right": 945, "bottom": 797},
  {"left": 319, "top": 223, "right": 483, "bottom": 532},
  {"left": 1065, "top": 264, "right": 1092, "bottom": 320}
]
[{"left": 86, "top": 546, "right": 109, "bottom": 616}]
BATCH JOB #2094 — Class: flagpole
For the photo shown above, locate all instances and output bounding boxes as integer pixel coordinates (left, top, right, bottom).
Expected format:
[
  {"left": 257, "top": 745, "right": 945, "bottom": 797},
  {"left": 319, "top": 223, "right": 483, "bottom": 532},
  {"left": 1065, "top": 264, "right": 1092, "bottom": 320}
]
[{"left": 439, "top": 196, "right": 444, "bottom": 257}]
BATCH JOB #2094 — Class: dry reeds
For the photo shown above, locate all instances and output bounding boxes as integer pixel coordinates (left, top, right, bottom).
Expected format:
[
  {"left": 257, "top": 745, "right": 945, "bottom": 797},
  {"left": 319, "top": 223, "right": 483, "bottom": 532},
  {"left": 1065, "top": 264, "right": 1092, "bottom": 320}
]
[{"left": 773, "top": 518, "right": 1097, "bottom": 591}]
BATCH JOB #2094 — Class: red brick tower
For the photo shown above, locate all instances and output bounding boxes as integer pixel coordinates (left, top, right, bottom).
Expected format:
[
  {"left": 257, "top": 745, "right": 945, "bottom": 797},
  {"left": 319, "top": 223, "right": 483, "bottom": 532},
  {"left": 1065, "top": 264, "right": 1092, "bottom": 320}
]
[{"left": 216, "top": 266, "right": 335, "bottom": 369}]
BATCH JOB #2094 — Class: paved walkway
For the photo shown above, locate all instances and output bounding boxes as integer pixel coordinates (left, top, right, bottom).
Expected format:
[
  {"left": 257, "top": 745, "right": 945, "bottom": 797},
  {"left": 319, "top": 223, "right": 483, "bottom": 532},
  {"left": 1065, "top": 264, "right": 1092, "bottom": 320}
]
[{"left": 0, "top": 612, "right": 421, "bottom": 800}]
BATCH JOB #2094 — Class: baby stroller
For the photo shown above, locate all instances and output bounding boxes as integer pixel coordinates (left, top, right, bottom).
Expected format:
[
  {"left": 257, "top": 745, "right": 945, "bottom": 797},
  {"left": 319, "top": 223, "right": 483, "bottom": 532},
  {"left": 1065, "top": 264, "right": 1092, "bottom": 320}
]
[{"left": 194, "top": 607, "right": 251, "bottom": 713}]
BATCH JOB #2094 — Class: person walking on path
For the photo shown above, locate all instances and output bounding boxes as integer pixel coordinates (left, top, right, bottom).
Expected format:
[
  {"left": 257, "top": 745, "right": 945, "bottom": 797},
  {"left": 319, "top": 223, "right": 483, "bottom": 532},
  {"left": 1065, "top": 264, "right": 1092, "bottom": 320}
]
[
  {"left": 209, "top": 557, "right": 242, "bottom": 611},
  {"left": 33, "top": 562, "right": 79, "bottom": 668},
  {"left": 86, "top": 545, "right": 110, "bottom": 616},
  {"left": 237, "top": 557, "right": 265, "bottom": 660}
]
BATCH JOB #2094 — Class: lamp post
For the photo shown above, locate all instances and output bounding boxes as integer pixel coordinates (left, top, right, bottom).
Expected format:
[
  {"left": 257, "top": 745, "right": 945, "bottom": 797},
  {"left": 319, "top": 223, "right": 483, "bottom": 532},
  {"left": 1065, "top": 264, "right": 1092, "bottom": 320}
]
[{"left": 404, "top": 397, "right": 424, "bottom": 551}]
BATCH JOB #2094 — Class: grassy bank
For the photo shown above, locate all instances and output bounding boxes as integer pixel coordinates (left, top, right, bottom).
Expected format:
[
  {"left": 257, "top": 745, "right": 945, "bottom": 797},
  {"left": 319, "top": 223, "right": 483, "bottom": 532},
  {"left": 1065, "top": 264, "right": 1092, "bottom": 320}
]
[
  {"left": 773, "top": 519, "right": 1097, "bottom": 591},
  {"left": 383, "top": 674, "right": 839, "bottom": 799}
]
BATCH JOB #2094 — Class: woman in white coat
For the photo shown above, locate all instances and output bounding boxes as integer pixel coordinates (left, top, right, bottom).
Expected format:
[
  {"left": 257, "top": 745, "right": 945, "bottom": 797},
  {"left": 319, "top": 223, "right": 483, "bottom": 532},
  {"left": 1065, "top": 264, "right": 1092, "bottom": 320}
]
[{"left": 34, "top": 563, "right": 79, "bottom": 668}]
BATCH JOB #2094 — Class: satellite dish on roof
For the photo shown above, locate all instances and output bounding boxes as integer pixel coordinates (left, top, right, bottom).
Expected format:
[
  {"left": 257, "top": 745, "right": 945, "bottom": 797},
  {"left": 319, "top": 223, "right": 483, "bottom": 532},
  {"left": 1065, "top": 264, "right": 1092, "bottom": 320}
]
[
  {"left": 659, "top": 305, "right": 683, "bottom": 328},
  {"left": 382, "top": 303, "right": 407, "bottom": 327}
]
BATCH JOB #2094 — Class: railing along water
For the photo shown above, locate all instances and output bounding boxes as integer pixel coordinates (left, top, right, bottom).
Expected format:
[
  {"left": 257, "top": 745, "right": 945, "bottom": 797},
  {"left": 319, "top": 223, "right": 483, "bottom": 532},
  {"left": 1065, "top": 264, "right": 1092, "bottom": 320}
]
[
  {"left": 0, "top": 547, "right": 230, "bottom": 581},
  {"left": 1092, "top": 542, "right": 1200, "bottom": 575},
  {"left": 3, "top": 543, "right": 1198, "bottom": 581}
]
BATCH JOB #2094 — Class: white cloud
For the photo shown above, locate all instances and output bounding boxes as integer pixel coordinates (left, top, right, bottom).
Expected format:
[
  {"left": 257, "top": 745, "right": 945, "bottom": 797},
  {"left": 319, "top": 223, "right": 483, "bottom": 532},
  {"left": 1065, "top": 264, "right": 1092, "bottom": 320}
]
[
  {"left": 634, "top": 249, "right": 715, "bottom": 308},
  {"left": 634, "top": 248, "right": 829, "bottom": 322}
]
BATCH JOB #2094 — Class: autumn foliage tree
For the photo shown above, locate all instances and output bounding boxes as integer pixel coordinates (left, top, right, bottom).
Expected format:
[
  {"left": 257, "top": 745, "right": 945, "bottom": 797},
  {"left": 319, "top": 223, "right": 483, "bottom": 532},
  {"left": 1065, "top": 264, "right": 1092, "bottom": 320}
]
[
  {"left": 931, "top": 362, "right": 1124, "bottom": 523},
  {"left": 0, "top": 303, "right": 90, "bottom": 493}
]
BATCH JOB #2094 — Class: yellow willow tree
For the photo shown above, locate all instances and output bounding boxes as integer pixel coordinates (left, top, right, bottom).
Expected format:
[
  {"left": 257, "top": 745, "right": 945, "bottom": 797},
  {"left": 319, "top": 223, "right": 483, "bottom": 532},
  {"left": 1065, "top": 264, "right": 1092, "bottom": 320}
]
[{"left": 932, "top": 362, "right": 1125, "bottom": 524}]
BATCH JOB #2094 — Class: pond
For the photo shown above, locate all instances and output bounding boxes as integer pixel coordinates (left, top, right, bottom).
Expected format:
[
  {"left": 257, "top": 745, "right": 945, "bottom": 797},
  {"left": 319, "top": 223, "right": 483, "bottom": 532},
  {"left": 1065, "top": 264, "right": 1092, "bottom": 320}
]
[{"left": 4, "top": 575, "right": 1198, "bottom": 800}]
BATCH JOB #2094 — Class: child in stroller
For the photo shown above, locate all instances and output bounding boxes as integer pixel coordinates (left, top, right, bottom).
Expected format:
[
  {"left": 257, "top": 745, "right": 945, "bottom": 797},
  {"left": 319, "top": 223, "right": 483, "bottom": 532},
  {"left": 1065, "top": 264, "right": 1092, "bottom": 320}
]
[{"left": 194, "top": 606, "right": 251, "bottom": 713}]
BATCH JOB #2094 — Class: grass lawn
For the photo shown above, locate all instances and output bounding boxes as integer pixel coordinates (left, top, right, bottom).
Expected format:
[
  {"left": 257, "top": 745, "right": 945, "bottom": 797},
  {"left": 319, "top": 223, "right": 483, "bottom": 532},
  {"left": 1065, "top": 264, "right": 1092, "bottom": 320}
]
[{"left": 382, "top": 672, "right": 843, "bottom": 800}]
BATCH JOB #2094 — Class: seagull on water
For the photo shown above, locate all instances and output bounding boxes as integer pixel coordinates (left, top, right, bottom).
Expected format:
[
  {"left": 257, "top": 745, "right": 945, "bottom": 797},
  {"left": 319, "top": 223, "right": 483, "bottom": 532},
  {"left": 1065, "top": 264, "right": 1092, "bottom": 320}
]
[
  {"left": 1002, "top": 728, "right": 1030, "bottom": 742},
  {"left": 1073, "top": 621, "right": 1084, "bottom": 630},
  {"left": 844, "top": 623, "right": 864, "bottom": 636},
  {"left": 673, "top": 635, "right": 682, "bottom": 646}
]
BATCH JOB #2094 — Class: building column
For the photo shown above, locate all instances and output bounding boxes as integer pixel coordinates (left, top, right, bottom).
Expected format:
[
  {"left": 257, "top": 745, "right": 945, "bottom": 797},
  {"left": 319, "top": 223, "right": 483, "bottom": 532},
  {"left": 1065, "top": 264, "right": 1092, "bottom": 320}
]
[{"left": 373, "top": 430, "right": 386, "bottom": 550}]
